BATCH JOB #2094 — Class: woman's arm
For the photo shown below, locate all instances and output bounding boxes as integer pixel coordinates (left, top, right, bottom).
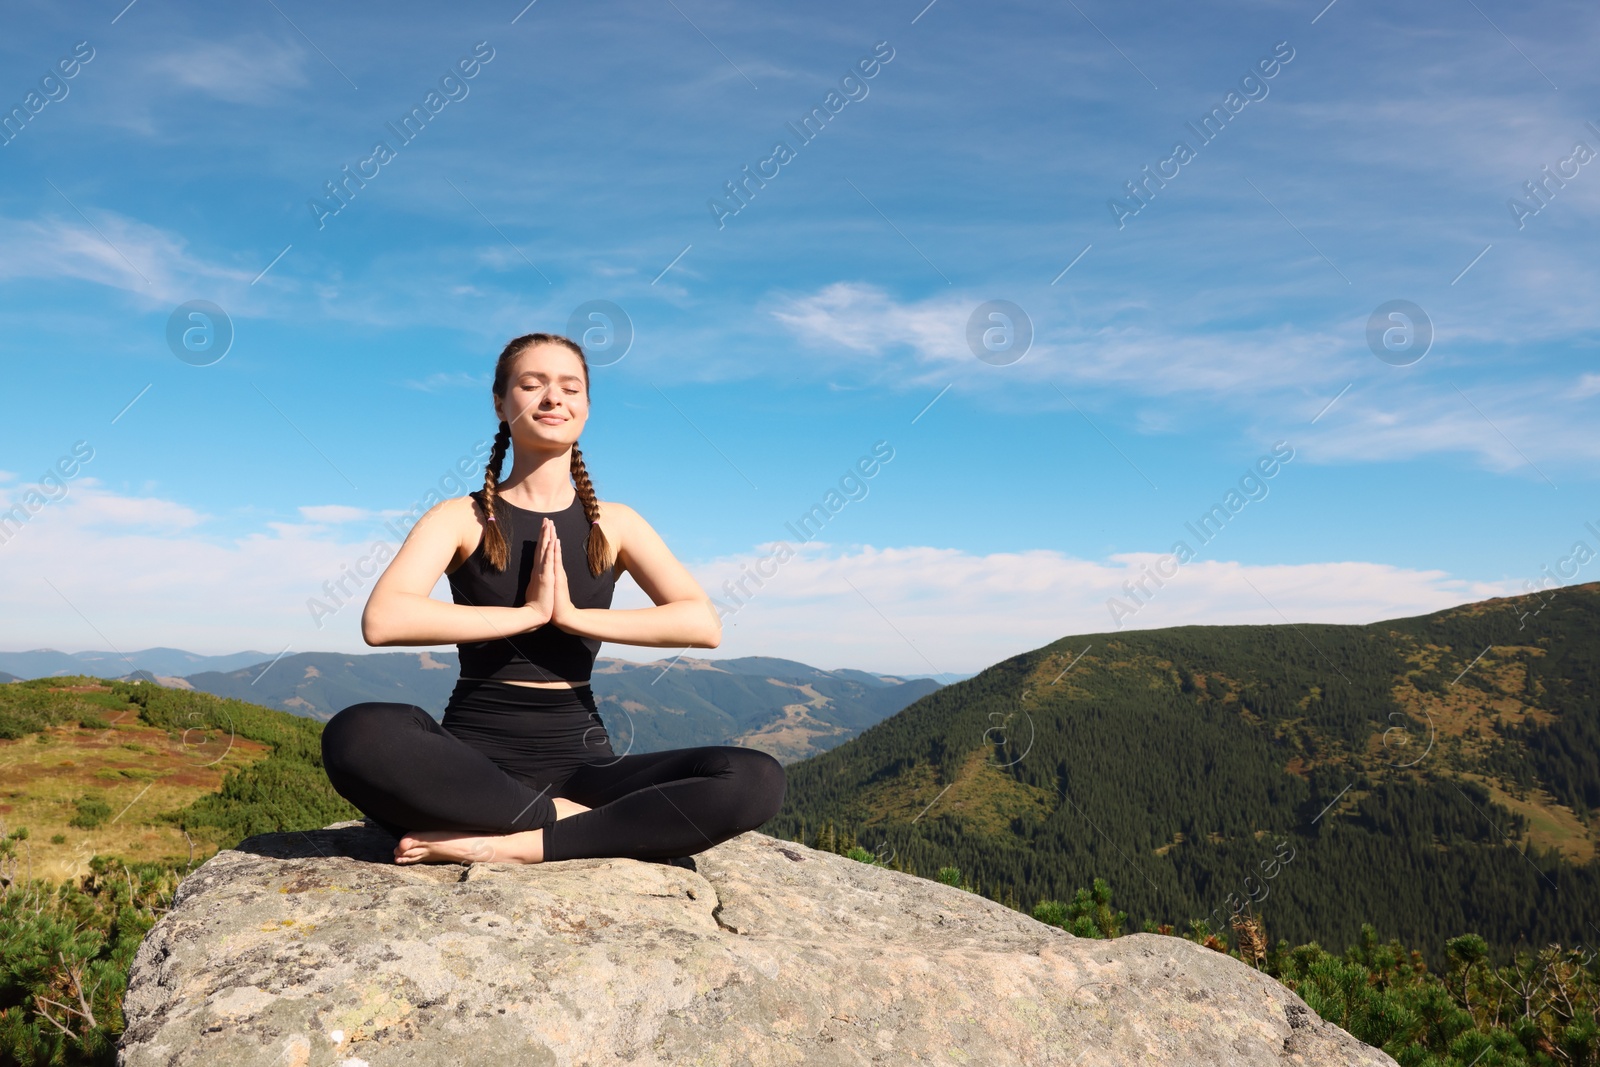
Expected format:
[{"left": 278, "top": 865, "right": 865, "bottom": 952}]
[
  {"left": 361, "top": 497, "right": 546, "bottom": 647},
  {"left": 552, "top": 502, "right": 721, "bottom": 649}
]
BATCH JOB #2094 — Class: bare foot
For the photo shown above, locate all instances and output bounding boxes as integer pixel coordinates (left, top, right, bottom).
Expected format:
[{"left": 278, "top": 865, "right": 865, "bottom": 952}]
[
  {"left": 393, "top": 829, "right": 529, "bottom": 865},
  {"left": 392, "top": 797, "right": 593, "bottom": 865}
]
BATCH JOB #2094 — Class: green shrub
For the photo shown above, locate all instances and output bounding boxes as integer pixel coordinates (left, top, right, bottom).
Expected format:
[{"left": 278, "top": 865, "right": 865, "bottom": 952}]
[
  {"left": 934, "top": 866, "right": 976, "bottom": 892},
  {"left": 1031, "top": 878, "right": 1126, "bottom": 938},
  {"left": 68, "top": 794, "right": 112, "bottom": 830},
  {"left": 0, "top": 856, "right": 184, "bottom": 1065}
]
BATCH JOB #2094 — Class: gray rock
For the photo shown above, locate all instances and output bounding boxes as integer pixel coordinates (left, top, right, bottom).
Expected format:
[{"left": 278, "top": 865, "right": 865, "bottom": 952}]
[{"left": 119, "top": 820, "right": 1395, "bottom": 1066}]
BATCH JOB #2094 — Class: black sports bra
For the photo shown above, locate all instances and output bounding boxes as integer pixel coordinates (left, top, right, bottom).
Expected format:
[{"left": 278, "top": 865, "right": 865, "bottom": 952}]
[{"left": 447, "top": 489, "right": 618, "bottom": 684}]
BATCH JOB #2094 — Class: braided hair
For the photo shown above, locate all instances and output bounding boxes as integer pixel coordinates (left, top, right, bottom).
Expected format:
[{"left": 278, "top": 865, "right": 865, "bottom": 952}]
[{"left": 479, "top": 332, "right": 612, "bottom": 578}]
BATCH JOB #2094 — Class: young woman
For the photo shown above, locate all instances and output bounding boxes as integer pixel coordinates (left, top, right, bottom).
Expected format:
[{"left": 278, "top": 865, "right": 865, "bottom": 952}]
[{"left": 320, "top": 332, "right": 786, "bottom": 866}]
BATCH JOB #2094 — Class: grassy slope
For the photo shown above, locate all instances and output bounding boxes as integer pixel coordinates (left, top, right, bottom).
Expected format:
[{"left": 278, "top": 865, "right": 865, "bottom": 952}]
[{"left": 0, "top": 676, "right": 359, "bottom": 876}]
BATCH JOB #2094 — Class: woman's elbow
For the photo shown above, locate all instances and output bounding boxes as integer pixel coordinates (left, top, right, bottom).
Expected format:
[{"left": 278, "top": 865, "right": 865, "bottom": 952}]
[
  {"left": 699, "top": 600, "right": 722, "bottom": 648},
  {"left": 360, "top": 606, "right": 393, "bottom": 647}
]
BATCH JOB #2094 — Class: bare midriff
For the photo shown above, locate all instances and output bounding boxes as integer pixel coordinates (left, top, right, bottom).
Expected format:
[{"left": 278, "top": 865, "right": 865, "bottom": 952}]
[{"left": 458, "top": 677, "right": 590, "bottom": 689}]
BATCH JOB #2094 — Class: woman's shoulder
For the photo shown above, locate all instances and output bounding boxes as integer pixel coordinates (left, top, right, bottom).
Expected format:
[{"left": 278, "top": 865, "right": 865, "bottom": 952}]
[
  {"left": 438, "top": 491, "right": 486, "bottom": 519},
  {"left": 593, "top": 498, "right": 641, "bottom": 536},
  {"left": 594, "top": 497, "right": 634, "bottom": 520},
  {"left": 403, "top": 494, "right": 486, "bottom": 576},
  {"left": 413, "top": 491, "right": 485, "bottom": 529}
]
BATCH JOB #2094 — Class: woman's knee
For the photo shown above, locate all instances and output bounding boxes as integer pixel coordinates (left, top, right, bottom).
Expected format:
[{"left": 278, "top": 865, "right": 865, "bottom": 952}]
[
  {"left": 321, "top": 702, "right": 426, "bottom": 768},
  {"left": 726, "top": 747, "right": 786, "bottom": 825}
]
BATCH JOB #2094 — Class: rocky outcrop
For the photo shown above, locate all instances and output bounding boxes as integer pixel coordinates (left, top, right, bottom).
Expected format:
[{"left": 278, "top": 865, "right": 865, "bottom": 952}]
[{"left": 119, "top": 821, "right": 1395, "bottom": 1066}]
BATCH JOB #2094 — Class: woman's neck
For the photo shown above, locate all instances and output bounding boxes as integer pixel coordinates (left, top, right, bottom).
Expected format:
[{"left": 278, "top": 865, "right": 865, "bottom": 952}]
[{"left": 496, "top": 451, "right": 574, "bottom": 511}]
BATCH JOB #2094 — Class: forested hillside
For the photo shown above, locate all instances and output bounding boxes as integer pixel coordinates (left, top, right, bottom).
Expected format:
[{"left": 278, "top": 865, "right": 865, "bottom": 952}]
[{"left": 763, "top": 583, "right": 1600, "bottom": 966}]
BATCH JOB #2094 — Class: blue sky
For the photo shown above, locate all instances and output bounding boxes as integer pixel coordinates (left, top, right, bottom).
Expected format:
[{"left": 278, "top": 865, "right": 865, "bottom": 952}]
[{"left": 0, "top": 0, "right": 1595, "bottom": 676}]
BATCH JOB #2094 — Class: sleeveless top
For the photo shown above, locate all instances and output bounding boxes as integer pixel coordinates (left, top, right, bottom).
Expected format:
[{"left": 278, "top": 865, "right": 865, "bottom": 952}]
[{"left": 447, "top": 489, "right": 618, "bottom": 683}]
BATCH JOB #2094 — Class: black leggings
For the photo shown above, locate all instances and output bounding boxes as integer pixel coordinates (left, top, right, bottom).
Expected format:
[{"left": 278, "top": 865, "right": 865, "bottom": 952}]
[{"left": 319, "top": 678, "right": 787, "bottom": 862}]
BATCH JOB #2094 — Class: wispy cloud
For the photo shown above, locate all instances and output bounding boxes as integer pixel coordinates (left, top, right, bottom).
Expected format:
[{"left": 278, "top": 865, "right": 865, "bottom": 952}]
[
  {"left": 770, "top": 281, "right": 1598, "bottom": 475},
  {"left": 401, "top": 371, "right": 491, "bottom": 392},
  {"left": 144, "top": 36, "right": 311, "bottom": 105},
  {"left": 297, "top": 505, "right": 372, "bottom": 524},
  {"left": 1304, "top": 376, "right": 1596, "bottom": 473},
  {"left": 769, "top": 281, "right": 1356, "bottom": 395},
  {"left": 0, "top": 212, "right": 253, "bottom": 306}
]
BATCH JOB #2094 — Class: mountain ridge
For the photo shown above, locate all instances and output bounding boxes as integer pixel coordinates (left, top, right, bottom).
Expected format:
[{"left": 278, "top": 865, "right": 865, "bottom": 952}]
[
  {"left": 762, "top": 582, "right": 1600, "bottom": 966},
  {"left": 2, "top": 649, "right": 948, "bottom": 764}
]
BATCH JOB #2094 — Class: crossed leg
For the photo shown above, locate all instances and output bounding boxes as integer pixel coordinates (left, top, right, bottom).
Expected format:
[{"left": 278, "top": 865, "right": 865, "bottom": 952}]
[
  {"left": 397, "top": 746, "right": 788, "bottom": 864},
  {"left": 321, "top": 702, "right": 563, "bottom": 864},
  {"left": 540, "top": 745, "right": 787, "bottom": 862},
  {"left": 321, "top": 702, "right": 786, "bottom": 865}
]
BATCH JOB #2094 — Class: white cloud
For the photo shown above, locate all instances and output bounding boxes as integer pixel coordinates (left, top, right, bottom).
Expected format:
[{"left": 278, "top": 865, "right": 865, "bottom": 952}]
[
  {"left": 401, "top": 371, "right": 491, "bottom": 392},
  {"left": 144, "top": 37, "right": 311, "bottom": 105},
  {"left": 621, "top": 541, "right": 1518, "bottom": 675},
  {"left": 0, "top": 486, "right": 1520, "bottom": 675},
  {"left": 474, "top": 245, "right": 536, "bottom": 272},
  {"left": 769, "top": 281, "right": 1600, "bottom": 475},
  {"left": 0, "top": 486, "right": 436, "bottom": 656},
  {"left": 298, "top": 505, "right": 373, "bottom": 524},
  {"left": 770, "top": 281, "right": 970, "bottom": 367},
  {"left": 769, "top": 281, "right": 1358, "bottom": 396},
  {"left": 2, "top": 479, "right": 204, "bottom": 530},
  {"left": 0, "top": 212, "right": 254, "bottom": 306},
  {"left": 1303, "top": 377, "right": 1597, "bottom": 473}
]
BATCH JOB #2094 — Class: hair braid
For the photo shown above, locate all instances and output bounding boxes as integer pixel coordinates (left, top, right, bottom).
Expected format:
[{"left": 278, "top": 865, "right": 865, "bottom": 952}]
[
  {"left": 570, "top": 443, "right": 612, "bottom": 578},
  {"left": 480, "top": 420, "right": 513, "bottom": 571}
]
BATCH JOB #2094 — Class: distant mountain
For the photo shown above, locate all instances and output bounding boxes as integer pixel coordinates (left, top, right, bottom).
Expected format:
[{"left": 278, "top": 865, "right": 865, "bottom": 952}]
[
  {"left": 764, "top": 582, "right": 1600, "bottom": 966},
  {"left": 0, "top": 647, "right": 272, "bottom": 679},
  {"left": 182, "top": 651, "right": 462, "bottom": 721},
  {"left": 119, "top": 649, "right": 941, "bottom": 763},
  {"left": 589, "top": 655, "right": 942, "bottom": 760},
  {"left": 0, "top": 670, "right": 18, "bottom": 684},
  {"left": 866, "top": 670, "right": 976, "bottom": 685}
]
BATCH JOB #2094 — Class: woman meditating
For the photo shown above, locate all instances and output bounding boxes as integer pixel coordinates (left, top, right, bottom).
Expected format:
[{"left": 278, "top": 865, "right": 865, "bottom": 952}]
[{"left": 320, "top": 332, "right": 786, "bottom": 866}]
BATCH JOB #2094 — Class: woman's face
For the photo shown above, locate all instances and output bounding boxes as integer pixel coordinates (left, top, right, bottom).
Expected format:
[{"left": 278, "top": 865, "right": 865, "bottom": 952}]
[{"left": 496, "top": 343, "right": 589, "bottom": 445}]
